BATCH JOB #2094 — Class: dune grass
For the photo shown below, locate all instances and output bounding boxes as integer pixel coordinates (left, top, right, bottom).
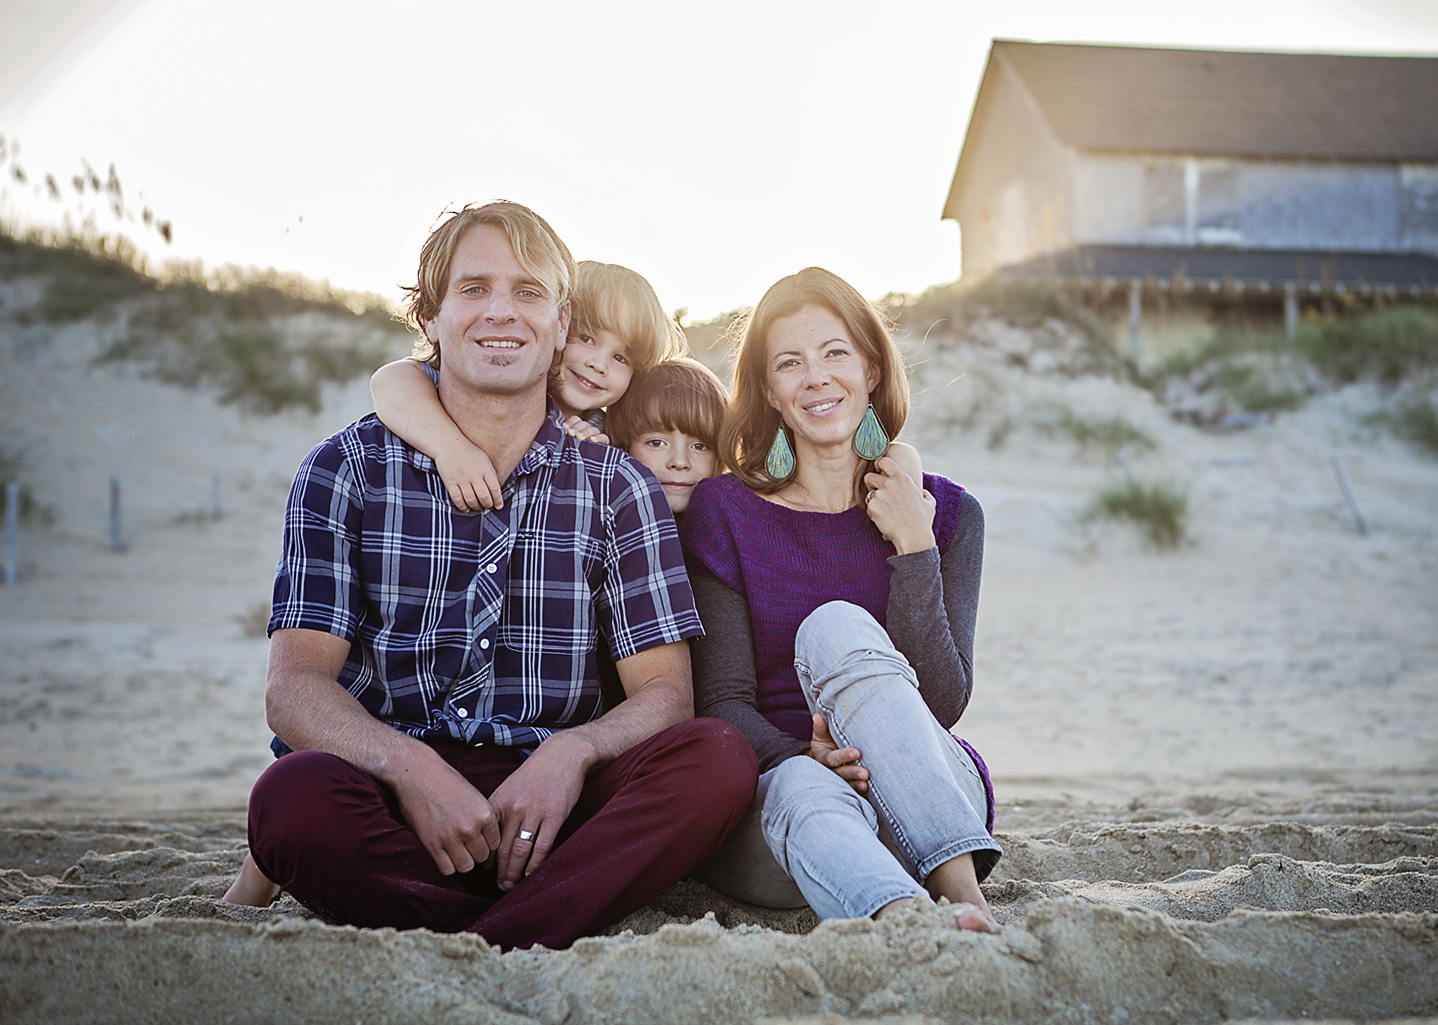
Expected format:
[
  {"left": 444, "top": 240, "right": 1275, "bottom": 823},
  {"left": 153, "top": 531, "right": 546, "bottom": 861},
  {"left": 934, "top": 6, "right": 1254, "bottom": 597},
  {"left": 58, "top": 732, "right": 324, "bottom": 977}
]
[
  {"left": 1367, "top": 394, "right": 1438, "bottom": 456},
  {"left": 896, "top": 276, "right": 1120, "bottom": 373},
  {"left": 0, "top": 230, "right": 153, "bottom": 322},
  {"left": 1296, "top": 306, "right": 1438, "bottom": 387},
  {"left": 1146, "top": 306, "right": 1438, "bottom": 428},
  {"left": 3, "top": 227, "right": 411, "bottom": 415},
  {"left": 0, "top": 448, "right": 50, "bottom": 525},
  {"left": 1038, "top": 404, "right": 1156, "bottom": 454},
  {"left": 1149, "top": 327, "right": 1309, "bottom": 413},
  {"left": 1084, "top": 479, "right": 1189, "bottom": 550}
]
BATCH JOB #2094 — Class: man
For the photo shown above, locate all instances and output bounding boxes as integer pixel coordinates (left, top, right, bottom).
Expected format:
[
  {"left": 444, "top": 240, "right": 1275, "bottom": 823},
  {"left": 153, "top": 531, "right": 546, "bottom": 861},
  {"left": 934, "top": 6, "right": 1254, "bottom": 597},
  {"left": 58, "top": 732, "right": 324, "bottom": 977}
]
[{"left": 240, "top": 201, "right": 757, "bottom": 950}]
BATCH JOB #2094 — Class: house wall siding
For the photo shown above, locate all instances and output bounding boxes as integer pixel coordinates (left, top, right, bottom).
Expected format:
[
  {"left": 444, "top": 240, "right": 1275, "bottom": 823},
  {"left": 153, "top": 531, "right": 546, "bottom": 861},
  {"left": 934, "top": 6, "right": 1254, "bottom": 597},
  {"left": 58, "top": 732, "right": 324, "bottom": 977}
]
[
  {"left": 956, "top": 62, "right": 1075, "bottom": 277},
  {"left": 1073, "top": 155, "right": 1144, "bottom": 244}
]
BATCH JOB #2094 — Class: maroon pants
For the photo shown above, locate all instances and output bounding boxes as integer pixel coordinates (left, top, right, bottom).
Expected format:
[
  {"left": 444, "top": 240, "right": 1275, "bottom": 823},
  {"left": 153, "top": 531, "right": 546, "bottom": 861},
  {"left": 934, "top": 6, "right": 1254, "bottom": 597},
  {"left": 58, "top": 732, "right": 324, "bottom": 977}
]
[{"left": 247, "top": 718, "right": 757, "bottom": 950}]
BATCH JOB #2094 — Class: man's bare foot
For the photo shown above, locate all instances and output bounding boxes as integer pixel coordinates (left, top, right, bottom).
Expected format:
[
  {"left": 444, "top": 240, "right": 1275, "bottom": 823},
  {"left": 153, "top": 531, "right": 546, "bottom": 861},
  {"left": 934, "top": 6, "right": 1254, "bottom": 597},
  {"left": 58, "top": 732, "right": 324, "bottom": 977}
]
[
  {"left": 952, "top": 902, "right": 998, "bottom": 933},
  {"left": 221, "top": 852, "right": 280, "bottom": 907}
]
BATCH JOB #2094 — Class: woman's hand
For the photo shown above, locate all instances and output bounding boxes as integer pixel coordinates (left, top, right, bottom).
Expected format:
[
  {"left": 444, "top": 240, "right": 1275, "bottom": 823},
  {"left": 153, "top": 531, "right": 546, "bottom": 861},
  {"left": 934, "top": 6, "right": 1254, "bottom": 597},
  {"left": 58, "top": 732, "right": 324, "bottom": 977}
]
[
  {"left": 863, "top": 454, "right": 936, "bottom": 555},
  {"left": 807, "top": 712, "right": 869, "bottom": 794}
]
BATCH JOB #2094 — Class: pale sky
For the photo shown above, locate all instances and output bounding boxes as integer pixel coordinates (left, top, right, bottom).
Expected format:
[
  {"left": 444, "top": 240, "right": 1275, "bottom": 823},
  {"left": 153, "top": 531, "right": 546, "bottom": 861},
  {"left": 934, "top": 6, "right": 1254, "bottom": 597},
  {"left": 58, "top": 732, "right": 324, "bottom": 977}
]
[{"left": 3, "top": 0, "right": 1437, "bottom": 319}]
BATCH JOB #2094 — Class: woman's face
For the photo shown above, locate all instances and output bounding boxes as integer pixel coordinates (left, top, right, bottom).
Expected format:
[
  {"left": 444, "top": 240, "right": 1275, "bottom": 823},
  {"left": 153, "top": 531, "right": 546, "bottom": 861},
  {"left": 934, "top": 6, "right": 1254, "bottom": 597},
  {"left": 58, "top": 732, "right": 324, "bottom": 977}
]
[{"left": 763, "top": 305, "right": 880, "bottom": 459}]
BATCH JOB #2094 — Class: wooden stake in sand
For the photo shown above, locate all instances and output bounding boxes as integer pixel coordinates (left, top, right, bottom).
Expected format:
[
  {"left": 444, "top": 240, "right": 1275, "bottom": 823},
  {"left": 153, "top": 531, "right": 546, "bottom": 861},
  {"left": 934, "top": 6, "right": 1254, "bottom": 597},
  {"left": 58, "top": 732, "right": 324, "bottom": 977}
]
[
  {"left": 3, "top": 481, "right": 17, "bottom": 585},
  {"left": 1116, "top": 448, "right": 1136, "bottom": 484},
  {"left": 1328, "top": 455, "right": 1368, "bottom": 535},
  {"left": 109, "top": 476, "right": 125, "bottom": 553}
]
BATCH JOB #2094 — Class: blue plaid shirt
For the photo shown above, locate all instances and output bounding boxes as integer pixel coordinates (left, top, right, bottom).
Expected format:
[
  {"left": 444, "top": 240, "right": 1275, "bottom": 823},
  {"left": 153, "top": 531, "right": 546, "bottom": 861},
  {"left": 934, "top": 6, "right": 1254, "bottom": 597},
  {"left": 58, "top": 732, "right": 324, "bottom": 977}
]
[{"left": 268, "top": 402, "right": 702, "bottom": 750}]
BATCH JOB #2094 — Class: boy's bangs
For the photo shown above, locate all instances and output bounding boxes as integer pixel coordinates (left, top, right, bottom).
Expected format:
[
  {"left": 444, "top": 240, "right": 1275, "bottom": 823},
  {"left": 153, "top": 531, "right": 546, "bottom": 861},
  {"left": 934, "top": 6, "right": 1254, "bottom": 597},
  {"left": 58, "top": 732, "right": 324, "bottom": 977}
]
[{"left": 608, "top": 358, "right": 727, "bottom": 451}]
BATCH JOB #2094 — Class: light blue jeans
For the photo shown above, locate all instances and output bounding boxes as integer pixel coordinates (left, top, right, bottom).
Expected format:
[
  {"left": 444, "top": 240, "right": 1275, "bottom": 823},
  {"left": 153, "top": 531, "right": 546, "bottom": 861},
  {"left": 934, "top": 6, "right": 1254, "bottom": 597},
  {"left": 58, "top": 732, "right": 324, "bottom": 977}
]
[{"left": 693, "top": 601, "right": 1001, "bottom": 919}]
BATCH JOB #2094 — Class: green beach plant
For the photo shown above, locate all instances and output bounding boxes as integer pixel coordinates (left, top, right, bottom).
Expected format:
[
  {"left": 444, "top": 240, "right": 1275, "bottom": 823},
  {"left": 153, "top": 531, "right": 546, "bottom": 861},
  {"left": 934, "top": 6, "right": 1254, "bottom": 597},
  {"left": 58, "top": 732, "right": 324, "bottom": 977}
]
[
  {"left": 3, "top": 225, "right": 410, "bottom": 415},
  {"left": 1367, "top": 393, "right": 1438, "bottom": 457},
  {"left": 1038, "top": 404, "right": 1156, "bottom": 455},
  {"left": 1083, "top": 478, "right": 1189, "bottom": 550},
  {"left": 896, "top": 275, "right": 1119, "bottom": 374},
  {"left": 1296, "top": 307, "right": 1438, "bottom": 387}
]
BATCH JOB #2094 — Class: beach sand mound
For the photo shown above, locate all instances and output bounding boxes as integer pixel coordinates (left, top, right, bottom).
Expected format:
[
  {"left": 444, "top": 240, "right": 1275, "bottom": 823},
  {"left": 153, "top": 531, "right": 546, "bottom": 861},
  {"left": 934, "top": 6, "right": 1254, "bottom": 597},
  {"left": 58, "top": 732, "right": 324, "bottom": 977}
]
[
  {"left": 3, "top": 816, "right": 1437, "bottom": 1023},
  {"left": 3, "top": 894, "right": 1435, "bottom": 1024}
]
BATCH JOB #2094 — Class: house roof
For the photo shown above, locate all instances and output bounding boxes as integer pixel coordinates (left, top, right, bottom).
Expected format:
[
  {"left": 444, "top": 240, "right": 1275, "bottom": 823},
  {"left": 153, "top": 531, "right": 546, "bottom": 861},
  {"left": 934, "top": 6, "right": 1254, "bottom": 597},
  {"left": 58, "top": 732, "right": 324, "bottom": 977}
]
[{"left": 991, "top": 40, "right": 1438, "bottom": 163}]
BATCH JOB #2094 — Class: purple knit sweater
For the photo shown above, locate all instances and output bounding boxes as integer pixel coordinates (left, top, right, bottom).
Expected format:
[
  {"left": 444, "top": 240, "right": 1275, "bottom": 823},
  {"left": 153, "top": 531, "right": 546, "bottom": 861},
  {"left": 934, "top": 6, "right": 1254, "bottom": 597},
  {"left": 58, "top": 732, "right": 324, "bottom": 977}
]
[{"left": 681, "top": 472, "right": 966, "bottom": 744}]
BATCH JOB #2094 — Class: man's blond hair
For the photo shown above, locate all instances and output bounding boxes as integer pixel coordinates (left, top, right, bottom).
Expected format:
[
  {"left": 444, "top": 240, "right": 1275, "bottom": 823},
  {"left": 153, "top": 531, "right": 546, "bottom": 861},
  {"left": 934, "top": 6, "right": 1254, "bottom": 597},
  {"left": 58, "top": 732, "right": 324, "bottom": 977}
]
[{"left": 403, "top": 201, "right": 576, "bottom": 370}]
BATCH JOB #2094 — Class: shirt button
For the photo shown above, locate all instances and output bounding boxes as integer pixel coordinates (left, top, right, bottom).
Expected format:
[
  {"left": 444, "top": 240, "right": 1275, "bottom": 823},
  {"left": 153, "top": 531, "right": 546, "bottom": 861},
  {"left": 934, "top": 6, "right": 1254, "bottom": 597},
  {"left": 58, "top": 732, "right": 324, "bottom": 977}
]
[
  {"left": 486, "top": 563, "right": 498, "bottom": 574},
  {"left": 457, "top": 708, "right": 468, "bottom": 718},
  {"left": 480, "top": 639, "right": 490, "bottom": 650}
]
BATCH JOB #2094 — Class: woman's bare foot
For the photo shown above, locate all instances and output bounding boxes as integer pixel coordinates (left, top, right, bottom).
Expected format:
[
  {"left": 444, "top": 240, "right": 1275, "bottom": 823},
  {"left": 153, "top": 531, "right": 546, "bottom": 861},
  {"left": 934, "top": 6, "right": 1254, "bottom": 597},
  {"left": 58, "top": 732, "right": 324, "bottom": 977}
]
[
  {"left": 872, "top": 895, "right": 919, "bottom": 920},
  {"left": 952, "top": 902, "right": 999, "bottom": 933},
  {"left": 221, "top": 852, "right": 280, "bottom": 907},
  {"left": 924, "top": 852, "right": 998, "bottom": 928}
]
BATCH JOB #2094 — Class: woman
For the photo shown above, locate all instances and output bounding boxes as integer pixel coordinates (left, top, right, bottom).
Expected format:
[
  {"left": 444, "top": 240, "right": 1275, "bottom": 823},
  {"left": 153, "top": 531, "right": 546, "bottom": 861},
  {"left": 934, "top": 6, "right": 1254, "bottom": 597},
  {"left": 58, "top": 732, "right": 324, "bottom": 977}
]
[{"left": 681, "top": 267, "right": 1000, "bottom": 929}]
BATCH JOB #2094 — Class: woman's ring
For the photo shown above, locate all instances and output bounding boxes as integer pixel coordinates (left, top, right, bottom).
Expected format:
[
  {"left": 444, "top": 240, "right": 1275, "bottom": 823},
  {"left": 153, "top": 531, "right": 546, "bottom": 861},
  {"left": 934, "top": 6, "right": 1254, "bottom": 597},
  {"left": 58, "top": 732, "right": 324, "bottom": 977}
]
[
  {"left": 518, "top": 829, "right": 534, "bottom": 842},
  {"left": 866, "top": 491, "right": 878, "bottom": 503}
]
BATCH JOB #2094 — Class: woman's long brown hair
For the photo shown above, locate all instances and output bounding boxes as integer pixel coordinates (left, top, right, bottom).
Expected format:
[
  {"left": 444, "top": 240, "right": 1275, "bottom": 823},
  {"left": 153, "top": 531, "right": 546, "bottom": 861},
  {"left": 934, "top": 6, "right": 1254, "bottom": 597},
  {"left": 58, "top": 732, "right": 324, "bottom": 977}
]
[{"left": 720, "top": 267, "right": 909, "bottom": 500}]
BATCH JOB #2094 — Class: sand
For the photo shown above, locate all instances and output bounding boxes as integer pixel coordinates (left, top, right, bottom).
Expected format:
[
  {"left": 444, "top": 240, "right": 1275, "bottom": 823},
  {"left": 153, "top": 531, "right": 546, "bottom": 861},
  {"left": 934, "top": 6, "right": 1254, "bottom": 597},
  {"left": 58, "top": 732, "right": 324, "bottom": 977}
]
[{"left": 1, "top": 285, "right": 1436, "bottom": 1023}]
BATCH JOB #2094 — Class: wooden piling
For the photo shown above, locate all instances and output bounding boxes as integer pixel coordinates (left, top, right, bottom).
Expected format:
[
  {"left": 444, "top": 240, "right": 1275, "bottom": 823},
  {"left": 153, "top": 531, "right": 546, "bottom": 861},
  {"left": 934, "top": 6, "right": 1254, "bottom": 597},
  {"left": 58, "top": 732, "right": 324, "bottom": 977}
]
[{"left": 1128, "top": 280, "right": 1142, "bottom": 364}]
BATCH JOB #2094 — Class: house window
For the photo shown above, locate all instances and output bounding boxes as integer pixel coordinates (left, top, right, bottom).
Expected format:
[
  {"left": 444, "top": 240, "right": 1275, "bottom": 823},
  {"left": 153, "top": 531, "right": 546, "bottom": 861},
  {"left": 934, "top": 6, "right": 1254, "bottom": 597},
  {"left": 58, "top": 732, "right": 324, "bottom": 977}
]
[
  {"left": 1197, "top": 162, "right": 1242, "bottom": 245},
  {"left": 1142, "top": 159, "right": 1186, "bottom": 243},
  {"left": 1400, "top": 165, "right": 1438, "bottom": 249}
]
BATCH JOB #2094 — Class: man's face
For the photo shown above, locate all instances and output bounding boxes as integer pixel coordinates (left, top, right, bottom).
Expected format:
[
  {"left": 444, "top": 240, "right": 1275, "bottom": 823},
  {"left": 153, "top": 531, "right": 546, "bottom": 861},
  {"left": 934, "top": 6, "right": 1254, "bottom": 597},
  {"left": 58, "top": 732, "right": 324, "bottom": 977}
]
[{"left": 424, "top": 224, "right": 570, "bottom": 400}]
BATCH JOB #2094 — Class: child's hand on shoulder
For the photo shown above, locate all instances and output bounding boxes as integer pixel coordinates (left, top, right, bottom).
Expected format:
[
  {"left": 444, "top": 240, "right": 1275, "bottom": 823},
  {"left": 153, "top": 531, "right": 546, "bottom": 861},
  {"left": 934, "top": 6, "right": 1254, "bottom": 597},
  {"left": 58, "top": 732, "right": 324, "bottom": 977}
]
[
  {"left": 563, "top": 415, "right": 610, "bottom": 446},
  {"left": 434, "top": 441, "right": 503, "bottom": 512}
]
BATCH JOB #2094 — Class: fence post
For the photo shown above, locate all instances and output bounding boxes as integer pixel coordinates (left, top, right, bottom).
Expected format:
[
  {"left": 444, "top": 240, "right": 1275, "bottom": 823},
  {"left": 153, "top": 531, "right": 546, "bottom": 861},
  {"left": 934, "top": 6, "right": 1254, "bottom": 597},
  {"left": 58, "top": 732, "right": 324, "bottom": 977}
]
[
  {"left": 109, "top": 476, "right": 125, "bottom": 552},
  {"left": 1284, "top": 284, "right": 1299, "bottom": 342},
  {"left": 212, "top": 472, "right": 223, "bottom": 522},
  {"left": 3, "top": 482, "right": 17, "bottom": 585}
]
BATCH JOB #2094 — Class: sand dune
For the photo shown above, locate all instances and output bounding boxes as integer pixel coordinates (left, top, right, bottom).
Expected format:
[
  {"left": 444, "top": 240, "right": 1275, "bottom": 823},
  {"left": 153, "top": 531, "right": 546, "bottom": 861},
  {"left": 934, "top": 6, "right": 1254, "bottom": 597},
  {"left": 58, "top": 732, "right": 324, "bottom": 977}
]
[{"left": 2, "top": 281, "right": 1436, "bottom": 1021}]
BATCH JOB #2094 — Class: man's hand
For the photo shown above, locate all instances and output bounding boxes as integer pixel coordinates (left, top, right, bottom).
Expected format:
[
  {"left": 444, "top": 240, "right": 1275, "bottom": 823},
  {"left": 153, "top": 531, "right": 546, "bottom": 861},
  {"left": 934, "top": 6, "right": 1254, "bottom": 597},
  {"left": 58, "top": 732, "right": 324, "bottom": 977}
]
[
  {"left": 807, "top": 712, "right": 869, "bottom": 794},
  {"left": 387, "top": 751, "right": 503, "bottom": 876},
  {"left": 267, "top": 628, "right": 505, "bottom": 876},
  {"left": 486, "top": 731, "right": 596, "bottom": 890},
  {"left": 433, "top": 439, "right": 503, "bottom": 511},
  {"left": 481, "top": 641, "right": 692, "bottom": 891}
]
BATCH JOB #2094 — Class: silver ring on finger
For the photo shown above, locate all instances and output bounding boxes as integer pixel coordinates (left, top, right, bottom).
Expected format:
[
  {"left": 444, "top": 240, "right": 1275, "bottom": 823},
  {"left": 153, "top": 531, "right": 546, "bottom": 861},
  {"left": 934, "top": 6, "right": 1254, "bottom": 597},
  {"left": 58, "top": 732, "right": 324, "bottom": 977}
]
[
  {"left": 866, "top": 491, "right": 878, "bottom": 503},
  {"left": 517, "top": 829, "right": 535, "bottom": 842}
]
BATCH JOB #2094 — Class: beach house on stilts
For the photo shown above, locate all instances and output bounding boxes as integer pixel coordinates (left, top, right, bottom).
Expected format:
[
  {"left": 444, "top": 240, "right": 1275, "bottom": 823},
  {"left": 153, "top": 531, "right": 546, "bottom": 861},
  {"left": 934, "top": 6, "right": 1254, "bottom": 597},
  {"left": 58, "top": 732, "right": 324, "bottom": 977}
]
[{"left": 943, "top": 41, "right": 1438, "bottom": 355}]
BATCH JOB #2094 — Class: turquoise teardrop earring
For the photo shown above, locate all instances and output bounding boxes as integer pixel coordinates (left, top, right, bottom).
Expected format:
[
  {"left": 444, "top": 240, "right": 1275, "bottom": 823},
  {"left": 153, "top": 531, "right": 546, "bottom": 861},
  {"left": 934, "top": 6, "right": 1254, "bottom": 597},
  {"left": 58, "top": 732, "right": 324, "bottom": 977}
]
[
  {"left": 853, "top": 403, "right": 889, "bottom": 460},
  {"left": 765, "top": 422, "right": 796, "bottom": 479}
]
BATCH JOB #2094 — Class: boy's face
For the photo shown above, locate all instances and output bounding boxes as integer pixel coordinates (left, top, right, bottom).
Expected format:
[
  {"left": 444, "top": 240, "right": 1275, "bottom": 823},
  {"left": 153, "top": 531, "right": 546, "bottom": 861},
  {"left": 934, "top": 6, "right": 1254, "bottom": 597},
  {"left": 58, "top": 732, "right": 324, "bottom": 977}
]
[
  {"left": 626, "top": 430, "right": 718, "bottom": 515},
  {"left": 554, "top": 327, "right": 633, "bottom": 416}
]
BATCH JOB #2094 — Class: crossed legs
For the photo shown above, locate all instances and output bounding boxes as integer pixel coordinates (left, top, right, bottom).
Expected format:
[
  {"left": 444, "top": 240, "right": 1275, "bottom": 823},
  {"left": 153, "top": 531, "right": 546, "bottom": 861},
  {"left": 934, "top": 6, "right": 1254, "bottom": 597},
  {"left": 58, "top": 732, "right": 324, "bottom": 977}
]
[
  {"left": 762, "top": 600, "right": 1001, "bottom": 927},
  {"left": 244, "top": 718, "right": 756, "bottom": 949}
]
